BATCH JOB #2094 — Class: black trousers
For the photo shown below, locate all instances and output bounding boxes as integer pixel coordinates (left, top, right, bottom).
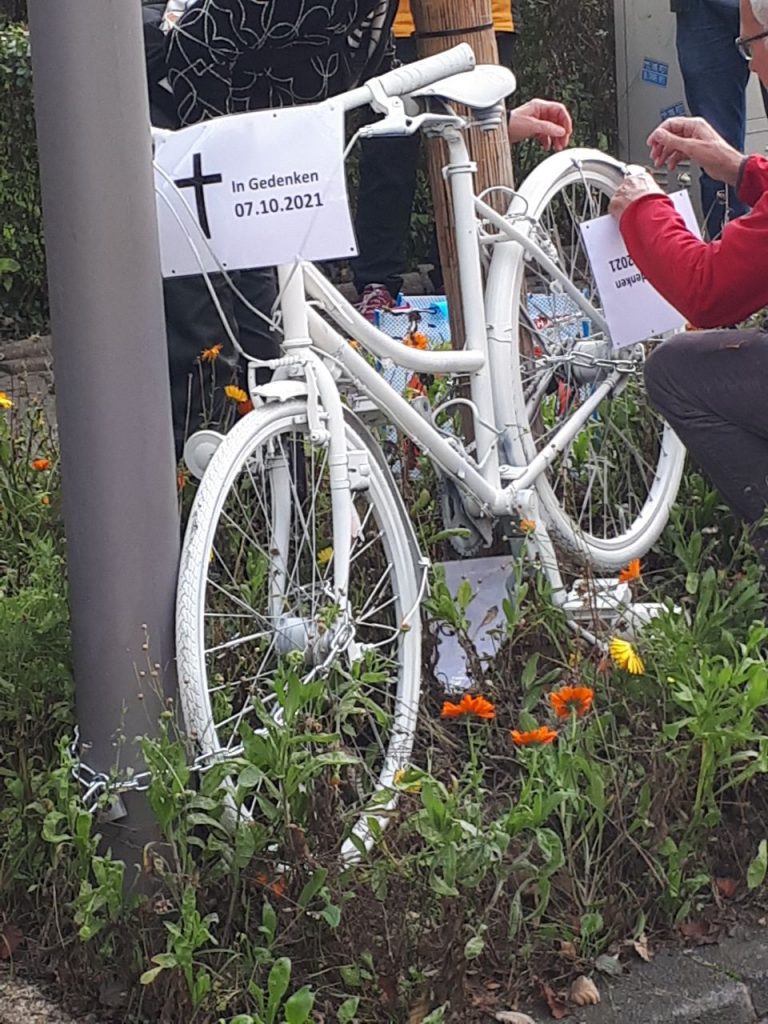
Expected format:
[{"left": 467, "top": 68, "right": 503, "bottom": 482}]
[
  {"left": 352, "top": 33, "right": 516, "bottom": 297},
  {"left": 164, "top": 269, "right": 279, "bottom": 460},
  {"left": 644, "top": 329, "right": 768, "bottom": 543}
]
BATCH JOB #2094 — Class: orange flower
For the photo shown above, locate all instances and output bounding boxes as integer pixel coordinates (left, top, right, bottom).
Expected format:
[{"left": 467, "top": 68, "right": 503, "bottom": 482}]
[
  {"left": 225, "top": 385, "right": 248, "bottom": 403},
  {"left": 201, "top": 343, "right": 223, "bottom": 363},
  {"left": 177, "top": 468, "right": 188, "bottom": 491},
  {"left": 549, "top": 685, "right": 594, "bottom": 719},
  {"left": 618, "top": 558, "right": 642, "bottom": 584},
  {"left": 520, "top": 518, "right": 536, "bottom": 533},
  {"left": 404, "top": 330, "right": 429, "bottom": 351},
  {"left": 31, "top": 458, "right": 50, "bottom": 471},
  {"left": 441, "top": 693, "right": 496, "bottom": 720},
  {"left": 254, "top": 872, "right": 286, "bottom": 898},
  {"left": 237, "top": 398, "right": 254, "bottom": 416},
  {"left": 40, "top": 495, "right": 50, "bottom": 506},
  {"left": 511, "top": 725, "right": 558, "bottom": 746}
]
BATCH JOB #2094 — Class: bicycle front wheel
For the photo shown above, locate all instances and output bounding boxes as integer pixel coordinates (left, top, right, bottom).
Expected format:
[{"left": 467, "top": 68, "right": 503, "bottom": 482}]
[
  {"left": 176, "top": 401, "right": 423, "bottom": 858},
  {"left": 486, "top": 149, "right": 685, "bottom": 570}
]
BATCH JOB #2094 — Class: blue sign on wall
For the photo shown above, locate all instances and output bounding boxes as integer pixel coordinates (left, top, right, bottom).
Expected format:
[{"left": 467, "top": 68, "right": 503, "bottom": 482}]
[
  {"left": 660, "top": 101, "right": 686, "bottom": 120},
  {"left": 642, "top": 58, "right": 669, "bottom": 87}
]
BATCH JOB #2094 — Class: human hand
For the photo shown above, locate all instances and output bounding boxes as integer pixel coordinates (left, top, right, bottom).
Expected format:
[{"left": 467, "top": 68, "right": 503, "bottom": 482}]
[
  {"left": 647, "top": 116, "right": 743, "bottom": 186},
  {"left": 608, "top": 172, "right": 665, "bottom": 221},
  {"left": 508, "top": 99, "right": 573, "bottom": 151}
]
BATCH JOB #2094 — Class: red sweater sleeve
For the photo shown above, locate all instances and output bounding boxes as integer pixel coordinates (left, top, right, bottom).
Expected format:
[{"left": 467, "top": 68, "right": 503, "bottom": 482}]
[{"left": 618, "top": 155, "right": 768, "bottom": 328}]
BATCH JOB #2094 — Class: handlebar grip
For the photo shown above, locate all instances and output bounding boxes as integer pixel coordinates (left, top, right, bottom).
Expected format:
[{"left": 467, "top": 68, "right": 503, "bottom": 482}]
[{"left": 374, "top": 43, "right": 476, "bottom": 98}]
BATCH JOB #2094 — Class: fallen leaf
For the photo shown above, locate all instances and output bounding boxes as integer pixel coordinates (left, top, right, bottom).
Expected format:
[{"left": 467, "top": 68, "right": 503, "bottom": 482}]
[
  {"left": 559, "top": 940, "right": 578, "bottom": 960},
  {"left": 495, "top": 1013, "right": 537, "bottom": 1024},
  {"left": 596, "top": 655, "right": 612, "bottom": 676},
  {"left": 409, "top": 994, "right": 431, "bottom": 1024},
  {"left": 378, "top": 973, "right": 398, "bottom": 1009},
  {"left": 540, "top": 980, "right": 570, "bottom": 1020},
  {"left": 716, "top": 877, "right": 739, "bottom": 899},
  {"left": 0, "top": 923, "right": 22, "bottom": 959},
  {"left": 679, "top": 919, "right": 719, "bottom": 945},
  {"left": 632, "top": 933, "right": 653, "bottom": 962},
  {"left": 568, "top": 976, "right": 600, "bottom": 1006}
]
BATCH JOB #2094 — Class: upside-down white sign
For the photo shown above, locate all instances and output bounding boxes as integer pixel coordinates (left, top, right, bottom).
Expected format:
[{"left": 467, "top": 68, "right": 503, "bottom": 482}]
[{"left": 579, "top": 188, "right": 702, "bottom": 350}]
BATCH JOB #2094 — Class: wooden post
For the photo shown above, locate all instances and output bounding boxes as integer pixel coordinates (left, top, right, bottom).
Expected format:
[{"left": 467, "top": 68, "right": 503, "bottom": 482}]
[{"left": 411, "top": 0, "right": 515, "bottom": 344}]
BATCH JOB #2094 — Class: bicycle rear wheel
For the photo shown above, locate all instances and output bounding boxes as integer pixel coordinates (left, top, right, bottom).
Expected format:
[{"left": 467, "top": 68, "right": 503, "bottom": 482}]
[
  {"left": 486, "top": 149, "right": 685, "bottom": 569},
  {"left": 176, "top": 401, "right": 422, "bottom": 859}
]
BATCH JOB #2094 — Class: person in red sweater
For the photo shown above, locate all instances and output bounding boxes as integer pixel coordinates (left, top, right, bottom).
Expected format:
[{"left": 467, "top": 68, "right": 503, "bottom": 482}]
[{"left": 610, "top": 0, "right": 768, "bottom": 549}]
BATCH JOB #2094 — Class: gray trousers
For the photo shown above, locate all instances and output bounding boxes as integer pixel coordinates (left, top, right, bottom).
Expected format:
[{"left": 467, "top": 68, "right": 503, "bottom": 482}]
[{"left": 644, "top": 329, "right": 768, "bottom": 546}]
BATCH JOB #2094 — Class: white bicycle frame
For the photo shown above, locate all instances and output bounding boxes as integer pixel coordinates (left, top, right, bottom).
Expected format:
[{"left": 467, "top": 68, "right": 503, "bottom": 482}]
[
  {"left": 162, "top": 46, "right": 653, "bottom": 626},
  {"left": 258, "top": 134, "right": 631, "bottom": 611}
]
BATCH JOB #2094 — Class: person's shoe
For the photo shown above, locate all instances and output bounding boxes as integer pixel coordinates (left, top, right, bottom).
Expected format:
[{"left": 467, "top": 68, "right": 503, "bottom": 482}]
[{"left": 357, "top": 283, "right": 397, "bottom": 323}]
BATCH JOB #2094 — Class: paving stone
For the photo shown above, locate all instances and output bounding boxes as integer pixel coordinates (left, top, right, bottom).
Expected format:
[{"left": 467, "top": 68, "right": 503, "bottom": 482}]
[
  {"left": 692, "top": 928, "right": 768, "bottom": 1017},
  {"left": 525, "top": 950, "right": 757, "bottom": 1024}
]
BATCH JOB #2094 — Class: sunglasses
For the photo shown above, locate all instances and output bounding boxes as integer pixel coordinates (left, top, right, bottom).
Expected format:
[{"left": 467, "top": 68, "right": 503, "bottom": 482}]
[{"left": 736, "top": 28, "right": 768, "bottom": 60}]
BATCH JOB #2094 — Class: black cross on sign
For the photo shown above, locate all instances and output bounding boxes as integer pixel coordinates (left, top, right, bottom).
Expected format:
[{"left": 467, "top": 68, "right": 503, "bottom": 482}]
[{"left": 174, "top": 152, "right": 223, "bottom": 240}]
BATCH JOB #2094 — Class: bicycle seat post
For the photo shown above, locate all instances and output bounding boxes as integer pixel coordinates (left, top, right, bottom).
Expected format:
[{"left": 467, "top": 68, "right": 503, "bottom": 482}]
[{"left": 277, "top": 262, "right": 312, "bottom": 351}]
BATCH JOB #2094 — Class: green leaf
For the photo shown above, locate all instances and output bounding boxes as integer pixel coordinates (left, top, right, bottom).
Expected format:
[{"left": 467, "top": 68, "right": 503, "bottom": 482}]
[
  {"left": 140, "top": 966, "right": 165, "bottom": 986},
  {"left": 297, "top": 868, "right": 328, "bottom": 909},
  {"left": 320, "top": 902, "right": 341, "bottom": 928},
  {"left": 338, "top": 996, "right": 360, "bottom": 1022},
  {"left": 284, "top": 985, "right": 314, "bottom": 1024},
  {"left": 429, "top": 874, "right": 459, "bottom": 898},
  {"left": 267, "top": 958, "right": 291, "bottom": 1024},
  {"left": 464, "top": 933, "right": 485, "bottom": 960},
  {"left": 748, "top": 839, "right": 768, "bottom": 890}
]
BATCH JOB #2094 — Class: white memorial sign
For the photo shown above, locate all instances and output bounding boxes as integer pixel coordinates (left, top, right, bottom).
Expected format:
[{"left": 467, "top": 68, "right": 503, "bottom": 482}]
[
  {"left": 579, "top": 189, "right": 702, "bottom": 350},
  {"left": 153, "top": 101, "right": 357, "bottom": 278}
]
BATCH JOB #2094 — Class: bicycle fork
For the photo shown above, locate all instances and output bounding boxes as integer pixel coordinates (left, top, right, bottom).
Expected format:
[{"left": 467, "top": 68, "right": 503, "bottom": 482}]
[{"left": 275, "top": 264, "right": 355, "bottom": 637}]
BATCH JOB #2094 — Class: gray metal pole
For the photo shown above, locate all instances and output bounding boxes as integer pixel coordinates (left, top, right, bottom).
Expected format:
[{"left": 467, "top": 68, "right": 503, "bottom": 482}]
[{"left": 27, "top": 0, "right": 179, "bottom": 879}]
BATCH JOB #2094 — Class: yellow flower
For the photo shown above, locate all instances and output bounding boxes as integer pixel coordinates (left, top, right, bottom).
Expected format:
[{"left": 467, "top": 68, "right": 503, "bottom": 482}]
[
  {"left": 225, "top": 385, "right": 248, "bottom": 403},
  {"left": 317, "top": 546, "right": 333, "bottom": 566},
  {"left": 201, "top": 343, "right": 223, "bottom": 363},
  {"left": 609, "top": 637, "right": 645, "bottom": 675},
  {"left": 520, "top": 518, "right": 536, "bottom": 533},
  {"left": 0, "top": 392, "right": 13, "bottom": 410}
]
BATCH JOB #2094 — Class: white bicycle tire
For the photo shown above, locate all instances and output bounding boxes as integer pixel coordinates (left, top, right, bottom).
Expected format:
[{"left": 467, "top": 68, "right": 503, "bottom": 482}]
[
  {"left": 176, "top": 400, "right": 423, "bottom": 859},
  {"left": 485, "top": 148, "right": 685, "bottom": 569}
]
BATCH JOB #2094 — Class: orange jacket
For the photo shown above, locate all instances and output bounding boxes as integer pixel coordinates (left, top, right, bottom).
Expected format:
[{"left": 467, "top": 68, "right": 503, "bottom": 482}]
[{"left": 394, "top": 0, "right": 515, "bottom": 38}]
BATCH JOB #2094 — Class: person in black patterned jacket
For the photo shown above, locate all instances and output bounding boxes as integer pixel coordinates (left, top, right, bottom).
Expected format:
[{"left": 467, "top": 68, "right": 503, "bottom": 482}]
[
  {"left": 145, "top": 0, "right": 397, "bottom": 458},
  {"left": 151, "top": 0, "right": 570, "bottom": 456},
  {"left": 166, "top": 0, "right": 397, "bottom": 124}
]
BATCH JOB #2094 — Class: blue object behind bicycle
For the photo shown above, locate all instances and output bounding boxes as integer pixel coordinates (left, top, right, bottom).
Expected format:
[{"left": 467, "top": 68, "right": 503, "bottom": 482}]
[{"left": 374, "top": 295, "right": 451, "bottom": 395}]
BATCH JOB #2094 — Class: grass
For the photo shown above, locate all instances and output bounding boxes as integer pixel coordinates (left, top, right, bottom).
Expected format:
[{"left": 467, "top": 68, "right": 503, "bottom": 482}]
[{"left": 2, "top": 395, "right": 768, "bottom": 1024}]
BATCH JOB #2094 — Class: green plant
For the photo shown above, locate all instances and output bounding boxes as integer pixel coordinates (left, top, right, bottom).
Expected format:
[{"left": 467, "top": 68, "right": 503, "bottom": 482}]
[{"left": 0, "top": 22, "right": 46, "bottom": 332}]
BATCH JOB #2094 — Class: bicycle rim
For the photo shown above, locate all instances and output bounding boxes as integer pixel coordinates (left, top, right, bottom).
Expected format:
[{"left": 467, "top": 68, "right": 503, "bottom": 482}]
[
  {"left": 486, "top": 150, "right": 685, "bottom": 569},
  {"left": 176, "top": 402, "right": 422, "bottom": 859}
]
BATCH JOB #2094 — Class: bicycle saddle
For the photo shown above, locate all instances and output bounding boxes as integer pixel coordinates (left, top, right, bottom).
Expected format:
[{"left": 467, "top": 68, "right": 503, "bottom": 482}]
[{"left": 410, "top": 65, "right": 516, "bottom": 110}]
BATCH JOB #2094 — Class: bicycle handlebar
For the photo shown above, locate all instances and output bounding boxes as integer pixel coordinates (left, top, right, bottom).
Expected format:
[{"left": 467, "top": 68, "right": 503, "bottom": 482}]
[
  {"left": 340, "top": 43, "right": 476, "bottom": 111},
  {"left": 376, "top": 43, "right": 476, "bottom": 97}
]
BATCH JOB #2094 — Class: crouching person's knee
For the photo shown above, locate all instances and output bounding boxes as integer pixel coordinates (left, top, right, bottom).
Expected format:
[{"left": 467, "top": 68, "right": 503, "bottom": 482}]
[{"left": 643, "top": 332, "right": 688, "bottom": 416}]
